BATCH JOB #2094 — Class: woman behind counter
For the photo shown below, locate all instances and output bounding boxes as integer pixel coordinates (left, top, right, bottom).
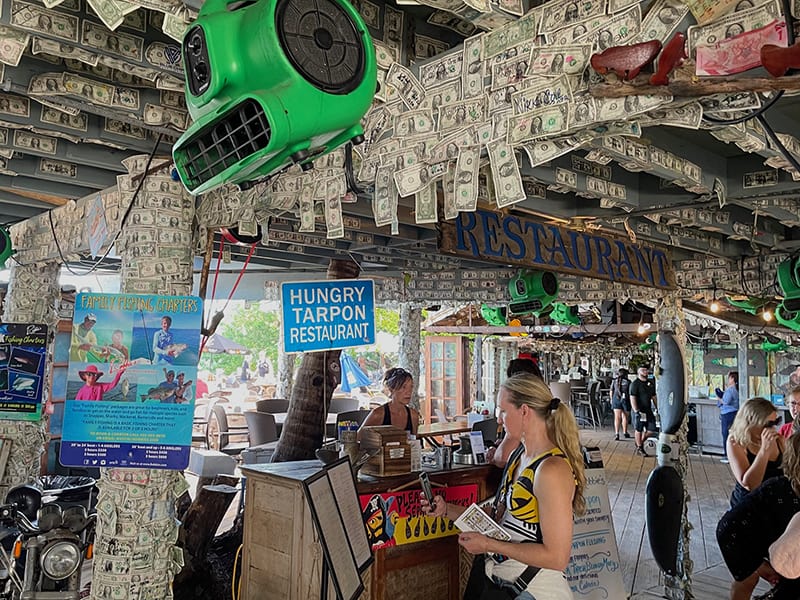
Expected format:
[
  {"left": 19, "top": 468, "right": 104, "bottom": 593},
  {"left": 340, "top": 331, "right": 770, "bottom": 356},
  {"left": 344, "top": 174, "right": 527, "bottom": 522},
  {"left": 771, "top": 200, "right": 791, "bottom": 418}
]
[
  {"left": 422, "top": 373, "right": 586, "bottom": 599},
  {"left": 359, "top": 367, "right": 420, "bottom": 436}
]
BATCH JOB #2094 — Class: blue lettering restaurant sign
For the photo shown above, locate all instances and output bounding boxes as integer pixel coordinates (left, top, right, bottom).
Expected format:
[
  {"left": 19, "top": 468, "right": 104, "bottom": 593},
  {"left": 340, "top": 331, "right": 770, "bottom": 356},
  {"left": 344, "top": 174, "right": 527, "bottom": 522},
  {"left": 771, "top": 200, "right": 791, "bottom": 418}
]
[
  {"left": 438, "top": 209, "right": 676, "bottom": 290},
  {"left": 281, "top": 279, "right": 376, "bottom": 353}
]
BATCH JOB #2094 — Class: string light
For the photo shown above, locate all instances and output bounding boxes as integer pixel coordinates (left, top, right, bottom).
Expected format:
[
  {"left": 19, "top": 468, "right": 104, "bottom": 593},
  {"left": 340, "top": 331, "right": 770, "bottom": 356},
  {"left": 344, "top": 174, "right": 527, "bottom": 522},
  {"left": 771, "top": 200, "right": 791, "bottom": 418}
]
[
  {"left": 710, "top": 281, "right": 720, "bottom": 313},
  {"left": 762, "top": 306, "right": 774, "bottom": 322}
]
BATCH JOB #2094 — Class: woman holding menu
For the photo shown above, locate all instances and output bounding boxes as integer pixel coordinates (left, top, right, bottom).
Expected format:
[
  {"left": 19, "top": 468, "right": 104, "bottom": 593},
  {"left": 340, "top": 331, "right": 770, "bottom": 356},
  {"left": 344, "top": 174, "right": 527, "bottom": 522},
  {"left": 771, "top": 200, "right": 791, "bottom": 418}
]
[{"left": 421, "top": 373, "right": 586, "bottom": 599}]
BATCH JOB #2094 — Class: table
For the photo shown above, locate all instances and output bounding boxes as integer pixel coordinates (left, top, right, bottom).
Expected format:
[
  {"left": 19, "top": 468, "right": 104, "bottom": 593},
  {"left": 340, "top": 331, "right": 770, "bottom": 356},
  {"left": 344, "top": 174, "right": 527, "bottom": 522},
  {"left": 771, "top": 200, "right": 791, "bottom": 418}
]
[
  {"left": 417, "top": 421, "right": 473, "bottom": 447},
  {"left": 273, "top": 412, "right": 339, "bottom": 438}
]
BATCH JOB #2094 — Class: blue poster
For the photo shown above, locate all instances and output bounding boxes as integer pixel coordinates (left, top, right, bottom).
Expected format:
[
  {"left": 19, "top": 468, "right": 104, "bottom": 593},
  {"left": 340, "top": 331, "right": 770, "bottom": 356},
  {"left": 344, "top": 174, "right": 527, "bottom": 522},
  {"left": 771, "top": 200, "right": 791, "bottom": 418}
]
[
  {"left": 281, "top": 279, "right": 375, "bottom": 353},
  {"left": 0, "top": 324, "right": 48, "bottom": 421},
  {"left": 60, "top": 293, "right": 202, "bottom": 470}
]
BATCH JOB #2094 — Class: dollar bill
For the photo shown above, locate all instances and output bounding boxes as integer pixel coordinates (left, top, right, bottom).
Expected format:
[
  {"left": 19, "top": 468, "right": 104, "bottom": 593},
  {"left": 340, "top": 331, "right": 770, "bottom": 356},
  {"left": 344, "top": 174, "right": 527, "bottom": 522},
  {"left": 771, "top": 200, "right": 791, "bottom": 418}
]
[
  {"left": 112, "top": 86, "right": 140, "bottom": 110},
  {"left": 696, "top": 20, "right": 787, "bottom": 75},
  {"left": 415, "top": 33, "right": 450, "bottom": 59},
  {"left": 699, "top": 91, "right": 760, "bottom": 113},
  {"left": 156, "top": 73, "right": 184, "bottom": 90},
  {"left": 639, "top": 102, "right": 703, "bottom": 129},
  {"left": 687, "top": 0, "right": 782, "bottom": 58},
  {"left": 373, "top": 39, "right": 398, "bottom": 70},
  {"left": 608, "top": 0, "right": 639, "bottom": 12},
  {"left": 582, "top": 5, "right": 643, "bottom": 51},
  {"left": 490, "top": 56, "right": 531, "bottom": 91},
  {"left": 298, "top": 183, "right": 315, "bottom": 232},
  {"left": 482, "top": 9, "right": 538, "bottom": 58},
  {"left": 427, "top": 11, "right": 478, "bottom": 37},
  {"left": 487, "top": 139, "right": 525, "bottom": 207},
  {"left": 419, "top": 50, "right": 463, "bottom": 88},
  {"left": 28, "top": 73, "right": 66, "bottom": 95},
  {"left": 419, "top": 79, "right": 462, "bottom": 110},
  {"left": 682, "top": 0, "right": 741, "bottom": 24},
  {"left": 595, "top": 94, "right": 671, "bottom": 121},
  {"left": 510, "top": 74, "right": 573, "bottom": 113},
  {"left": 394, "top": 162, "right": 447, "bottom": 197},
  {"left": 555, "top": 167, "right": 577, "bottom": 188},
  {"left": 528, "top": 44, "right": 592, "bottom": 78},
  {"left": 31, "top": 36, "right": 98, "bottom": 66},
  {"left": 374, "top": 164, "right": 397, "bottom": 226},
  {"left": 539, "top": 0, "right": 607, "bottom": 35},
  {"left": 462, "top": 34, "right": 484, "bottom": 99},
  {"left": 81, "top": 21, "right": 144, "bottom": 61},
  {"left": 162, "top": 10, "right": 187, "bottom": 42},
  {"left": 387, "top": 63, "right": 426, "bottom": 109},
  {"left": 634, "top": 0, "right": 689, "bottom": 43},
  {"left": 520, "top": 135, "right": 586, "bottom": 167},
  {"left": 428, "top": 127, "right": 477, "bottom": 162},
  {"left": 394, "top": 109, "right": 436, "bottom": 137},
  {"left": 324, "top": 189, "right": 344, "bottom": 240},
  {"left": 454, "top": 146, "right": 480, "bottom": 211},
  {"left": 86, "top": 0, "right": 132, "bottom": 31},
  {"left": 438, "top": 98, "right": 486, "bottom": 131},
  {"left": 584, "top": 148, "right": 613, "bottom": 164},
  {"left": 490, "top": 109, "right": 512, "bottom": 143},
  {"left": 568, "top": 96, "right": 597, "bottom": 127},
  {"left": 443, "top": 161, "right": 458, "bottom": 220},
  {"left": 585, "top": 176, "right": 608, "bottom": 196},
  {"left": 472, "top": 10, "right": 519, "bottom": 31},
  {"left": 507, "top": 103, "right": 569, "bottom": 144},
  {"left": 40, "top": 105, "right": 87, "bottom": 130},
  {"left": 0, "top": 93, "right": 30, "bottom": 117},
  {"left": 13, "top": 129, "right": 57, "bottom": 154},
  {"left": 64, "top": 73, "right": 114, "bottom": 106},
  {"left": 415, "top": 182, "right": 439, "bottom": 224},
  {"left": 488, "top": 86, "right": 516, "bottom": 112},
  {"left": 11, "top": 1, "right": 79, "bottom": 42},
  {"left": 0, "top": 26, "right": 30, "bottom": 67},
  {"left": 39, "top": 157, "right": 77, "bottom": 177}
]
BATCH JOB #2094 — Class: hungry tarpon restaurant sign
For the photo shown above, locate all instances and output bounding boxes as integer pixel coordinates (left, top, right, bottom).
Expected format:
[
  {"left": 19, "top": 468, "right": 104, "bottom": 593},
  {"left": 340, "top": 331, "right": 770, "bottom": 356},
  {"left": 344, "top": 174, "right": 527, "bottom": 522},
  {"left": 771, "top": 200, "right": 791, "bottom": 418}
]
[
  {"left": 438, "top": 209, "right": 676, "bottom": 290},
  {"left": 281, "top": 279, "right": 376, "bottom": 353}
]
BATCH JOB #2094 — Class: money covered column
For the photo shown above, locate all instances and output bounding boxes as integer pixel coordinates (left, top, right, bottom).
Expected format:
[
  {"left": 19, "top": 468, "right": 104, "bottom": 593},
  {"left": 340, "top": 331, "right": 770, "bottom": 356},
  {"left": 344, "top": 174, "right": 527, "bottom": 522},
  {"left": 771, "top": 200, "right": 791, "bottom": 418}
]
[
  {"left": 90, "top": 155, "right": 195, "bottom": 600},
  {"left": 0, "top": 261, "right": 59, "bottom": 501}
]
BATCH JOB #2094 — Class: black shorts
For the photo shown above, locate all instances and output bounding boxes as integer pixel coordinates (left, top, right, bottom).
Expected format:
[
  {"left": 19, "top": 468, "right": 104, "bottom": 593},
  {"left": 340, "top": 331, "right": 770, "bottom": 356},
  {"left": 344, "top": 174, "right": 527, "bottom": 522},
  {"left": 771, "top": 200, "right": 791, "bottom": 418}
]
[
  {"left": 634, "top": 409, "right": 657, "bottom": 432},
  {"left": 611, "top": 396, "right": 630, "bottom": 411}
]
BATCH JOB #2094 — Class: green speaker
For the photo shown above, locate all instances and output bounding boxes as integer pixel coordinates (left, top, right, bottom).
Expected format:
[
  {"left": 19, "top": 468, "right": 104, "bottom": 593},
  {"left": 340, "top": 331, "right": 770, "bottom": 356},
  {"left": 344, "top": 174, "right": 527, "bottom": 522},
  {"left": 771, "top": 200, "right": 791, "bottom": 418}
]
[
  {"left": 725, "top": 295, "right": 768, "bottom": 315},
  {"left": 550, "top": 303, "right": 580, "bottom": 326},
  {"left": 173, "top": 0, "right": 377, "bottom": 194},
  {"left": 0, "top": 229, "right": 13, "bottom": 268},
  {"left": 776, "top": 302, "right": 800, "bottom": 332},
  {"left": 777, "top": 257, "right": 800, "bottom": 313},
  {"left": 480, "top": 304, "right": 507, "bottom": 326},
  {"left": 507, "top": 270, "right": 559, "bottom": 316}
]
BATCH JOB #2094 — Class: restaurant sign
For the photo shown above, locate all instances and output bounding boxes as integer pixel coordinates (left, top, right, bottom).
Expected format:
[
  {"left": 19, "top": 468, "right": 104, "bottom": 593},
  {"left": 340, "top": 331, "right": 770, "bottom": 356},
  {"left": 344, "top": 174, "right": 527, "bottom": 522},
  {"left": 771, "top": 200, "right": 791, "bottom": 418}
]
[{"left": 438, "top": 209, "right": 676, "bottom": 290}]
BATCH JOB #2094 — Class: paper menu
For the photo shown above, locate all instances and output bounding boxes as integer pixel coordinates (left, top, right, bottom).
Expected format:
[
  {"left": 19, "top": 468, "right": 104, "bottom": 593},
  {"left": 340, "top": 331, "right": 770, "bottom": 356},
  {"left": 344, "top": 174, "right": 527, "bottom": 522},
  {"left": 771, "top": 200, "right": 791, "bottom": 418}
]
[{"left": 453, "top": 503, "right": 512, "bottom": 541}]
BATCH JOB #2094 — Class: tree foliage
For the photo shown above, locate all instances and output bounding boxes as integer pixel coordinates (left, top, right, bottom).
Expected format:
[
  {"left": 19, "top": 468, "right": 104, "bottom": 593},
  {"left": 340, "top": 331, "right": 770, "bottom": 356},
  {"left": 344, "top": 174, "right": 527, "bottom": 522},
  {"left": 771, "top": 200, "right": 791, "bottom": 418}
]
[{"left": 199, "top": 306, "right": 280, "bottom": 375}]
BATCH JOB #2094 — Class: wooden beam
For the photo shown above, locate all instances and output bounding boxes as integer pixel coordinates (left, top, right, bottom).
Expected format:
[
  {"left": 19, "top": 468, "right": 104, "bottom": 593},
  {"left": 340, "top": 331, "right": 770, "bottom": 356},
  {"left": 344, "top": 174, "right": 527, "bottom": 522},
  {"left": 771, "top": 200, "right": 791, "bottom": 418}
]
[
  {"left": 0, "top": 188, "right": 67, "bottom": 207},
  {"left": 590, "top": 71, "right": 800, "bottom": 98},
  {"left": 423, "top": 324, "right": 645, "bottom": 334}
]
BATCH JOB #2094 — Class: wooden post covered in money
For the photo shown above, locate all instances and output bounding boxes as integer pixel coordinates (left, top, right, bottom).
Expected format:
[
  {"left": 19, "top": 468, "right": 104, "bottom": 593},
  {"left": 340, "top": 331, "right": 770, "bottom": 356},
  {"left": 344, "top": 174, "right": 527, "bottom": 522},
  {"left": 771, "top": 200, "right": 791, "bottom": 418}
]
[
  {"left": 398, "top": 304, "right": 421, "bottom": 410},
  {"left": 0, "top": 262, "right": 58, "bottom": 500},
  {"left": 89, "top": 155, "right": 196, "bottom": 600}
]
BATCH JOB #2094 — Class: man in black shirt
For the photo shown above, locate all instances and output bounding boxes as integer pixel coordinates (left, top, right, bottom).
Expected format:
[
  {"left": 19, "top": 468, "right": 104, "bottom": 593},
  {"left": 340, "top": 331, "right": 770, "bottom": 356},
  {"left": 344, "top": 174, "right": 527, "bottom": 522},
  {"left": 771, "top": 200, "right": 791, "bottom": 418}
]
[{"left": 629, "top": 366, "right": 657, "bottom": 455}]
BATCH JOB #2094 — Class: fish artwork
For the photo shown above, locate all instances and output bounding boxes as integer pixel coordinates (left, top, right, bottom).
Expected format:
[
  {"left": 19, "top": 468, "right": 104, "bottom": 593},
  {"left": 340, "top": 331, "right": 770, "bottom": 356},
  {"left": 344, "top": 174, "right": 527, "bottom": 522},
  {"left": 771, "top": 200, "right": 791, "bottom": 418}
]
[
  {"left": 165, "top": 343, "right": 188, "bottom": 358},
  {"left": 12, "top": 378, "right": 35, "bottom": 391},
  {"left": 140, "top": 385, "right": 175, "bottom": 402},
  {"left": 120, "top": 378, "right": 129, "bottom": 399}
]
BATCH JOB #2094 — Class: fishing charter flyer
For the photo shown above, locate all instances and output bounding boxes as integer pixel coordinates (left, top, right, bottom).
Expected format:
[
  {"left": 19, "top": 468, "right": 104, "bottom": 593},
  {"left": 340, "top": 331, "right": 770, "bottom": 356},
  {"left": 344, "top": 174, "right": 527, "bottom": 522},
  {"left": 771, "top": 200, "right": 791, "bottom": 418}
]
[
  {"left": 0, "top": 324, "right": 48, "bottom": 421},
  {"left": 60, "top": 293, "right": 202, "bottom": 470}
]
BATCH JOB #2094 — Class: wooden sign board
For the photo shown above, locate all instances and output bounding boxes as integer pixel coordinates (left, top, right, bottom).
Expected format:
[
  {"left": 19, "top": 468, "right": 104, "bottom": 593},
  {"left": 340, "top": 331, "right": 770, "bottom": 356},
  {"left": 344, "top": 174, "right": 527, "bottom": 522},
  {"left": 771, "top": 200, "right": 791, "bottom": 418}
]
[{"left": 438, "top": 209, "right": 676, "bottom": 290}]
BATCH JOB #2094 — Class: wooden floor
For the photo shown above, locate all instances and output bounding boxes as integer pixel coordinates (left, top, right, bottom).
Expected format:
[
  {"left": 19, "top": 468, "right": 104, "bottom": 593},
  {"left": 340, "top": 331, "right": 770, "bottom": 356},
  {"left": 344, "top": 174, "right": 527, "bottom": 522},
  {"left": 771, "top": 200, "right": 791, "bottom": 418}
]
[{"left": 581, "top": 426, "right": 770, "bottom": 599}]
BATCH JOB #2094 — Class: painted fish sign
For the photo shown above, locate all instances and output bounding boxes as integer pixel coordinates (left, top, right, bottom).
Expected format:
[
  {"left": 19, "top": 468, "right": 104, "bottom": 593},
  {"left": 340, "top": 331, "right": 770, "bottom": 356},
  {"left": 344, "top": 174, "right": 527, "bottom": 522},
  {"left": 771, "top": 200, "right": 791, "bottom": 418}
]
[{"left": 438, "top": 209, "right": 676, "bottom": 290}]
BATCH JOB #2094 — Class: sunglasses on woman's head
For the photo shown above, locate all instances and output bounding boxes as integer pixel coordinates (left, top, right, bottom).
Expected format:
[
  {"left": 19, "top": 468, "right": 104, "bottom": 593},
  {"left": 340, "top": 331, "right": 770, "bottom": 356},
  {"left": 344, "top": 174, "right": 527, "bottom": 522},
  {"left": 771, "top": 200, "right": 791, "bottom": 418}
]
[{"left": 765, "top": 416, "right": 782, "bottom": 428}]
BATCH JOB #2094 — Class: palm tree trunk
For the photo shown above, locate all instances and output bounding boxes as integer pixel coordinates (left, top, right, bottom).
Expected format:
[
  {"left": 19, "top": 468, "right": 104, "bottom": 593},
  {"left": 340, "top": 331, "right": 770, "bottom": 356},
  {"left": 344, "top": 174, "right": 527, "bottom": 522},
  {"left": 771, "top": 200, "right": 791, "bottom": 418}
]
[{"left": 272, "top": 259, "right": 360, "bottom": 462}]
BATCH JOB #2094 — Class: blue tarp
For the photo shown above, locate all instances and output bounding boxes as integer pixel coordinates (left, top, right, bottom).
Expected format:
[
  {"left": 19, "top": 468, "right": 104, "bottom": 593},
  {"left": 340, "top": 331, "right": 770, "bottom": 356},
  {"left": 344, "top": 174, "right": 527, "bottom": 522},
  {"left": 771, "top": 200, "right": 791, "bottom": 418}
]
[{"left": 340, "top": 353, "right": 371, "bottom": 393}]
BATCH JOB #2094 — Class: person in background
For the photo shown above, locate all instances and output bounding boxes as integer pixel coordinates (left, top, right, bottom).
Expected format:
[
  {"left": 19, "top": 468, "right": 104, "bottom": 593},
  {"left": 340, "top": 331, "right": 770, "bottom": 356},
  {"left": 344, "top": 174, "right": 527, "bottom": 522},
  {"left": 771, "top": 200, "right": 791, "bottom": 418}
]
[
  {"left": 486, "top": 358, "right": 542, "bottom": 468},
  {"left": 359, "top": 368, "right": 419, "bottom": 436},
  {"left": 717, "top": 432, "right": 800, "bottom": 600},
  {"left": 152, "top": 316, "right": 174, "bottom": 365},
  {"left": 421, "top": 374, "right": 586, "bottom": 599},
  {"left": 75, "top": 363, "right": 130, "bottom": 401},
  {"left": 630, "top": 366, "right": 657, "bottom": 456},
  {"left": 70, "top": 313, "right": 98, "bottom": 362},
  {"left": 174, "top": 372, "right": 193, "bottom": 404},
  {"left": 779, "top": 387, "right": 800, "bottom": 438},
  {"left": 717, "top": 371, "right": 740, "bottom": 462},
  {"left": 159, "top": 369, "right": 179, "bottom": 403},
  {"left": 611, "top": 368, "right": 632, "bottom": 441}
]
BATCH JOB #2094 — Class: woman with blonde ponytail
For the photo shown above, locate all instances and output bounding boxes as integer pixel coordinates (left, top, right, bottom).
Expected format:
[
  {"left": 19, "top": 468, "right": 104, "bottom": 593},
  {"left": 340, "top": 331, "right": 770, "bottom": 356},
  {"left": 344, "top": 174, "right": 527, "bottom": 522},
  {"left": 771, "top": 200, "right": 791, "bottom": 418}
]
[{"left": 422, "top": 373, "right": 586, "bottom": 599}]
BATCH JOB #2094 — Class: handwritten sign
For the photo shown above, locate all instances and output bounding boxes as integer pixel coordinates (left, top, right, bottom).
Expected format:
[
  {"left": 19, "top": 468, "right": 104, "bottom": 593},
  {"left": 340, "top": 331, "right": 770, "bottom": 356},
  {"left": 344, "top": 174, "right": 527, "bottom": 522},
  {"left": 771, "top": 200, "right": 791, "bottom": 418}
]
[
  {"left": 61, "top": 293, "right": 202, "bottom": 470},
  {"left": 566, "top": 453, "right": 626, "bottom": 599},
  {"left": 438, "top": 209, "right": 676, "bottom": 289},
  {"left": 281, "top": 279, "right": 375, "bottom": 353},
  {"left": 359, "top": 483, "right": 478, "bottom": 549}
]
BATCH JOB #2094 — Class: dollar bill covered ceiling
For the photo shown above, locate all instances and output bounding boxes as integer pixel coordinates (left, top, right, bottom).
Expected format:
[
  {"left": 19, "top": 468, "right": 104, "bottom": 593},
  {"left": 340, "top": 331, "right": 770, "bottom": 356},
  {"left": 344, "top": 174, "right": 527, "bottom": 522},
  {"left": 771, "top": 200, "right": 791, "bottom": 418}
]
[{"left": 3, "top": 0, "right": 800, "bottom": 319}]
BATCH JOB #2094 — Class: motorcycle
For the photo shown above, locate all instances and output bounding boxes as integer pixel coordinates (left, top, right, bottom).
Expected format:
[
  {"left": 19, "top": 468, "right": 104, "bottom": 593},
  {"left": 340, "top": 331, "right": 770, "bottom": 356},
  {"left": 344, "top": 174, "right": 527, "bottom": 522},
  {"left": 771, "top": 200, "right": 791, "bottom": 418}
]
[{"left": 0, "top": 477, "right": 96, "bottom": 600}]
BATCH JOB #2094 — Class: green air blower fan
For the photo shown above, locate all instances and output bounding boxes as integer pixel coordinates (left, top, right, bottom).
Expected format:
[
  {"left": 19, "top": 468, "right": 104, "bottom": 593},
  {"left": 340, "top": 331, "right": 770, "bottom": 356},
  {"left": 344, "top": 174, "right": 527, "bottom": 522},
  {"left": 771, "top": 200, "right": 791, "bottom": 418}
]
[
  {"left": 507, "top": 270, "right": 559, "bottom": 316},
  {"left": 550, "top": 303, "right": 580, "bottom": 326},
  {"left": 761, "top": 335, "right": 788, "bottom": 353},
  {"left": 0, "top": 228, "right": 13, "bottom": 268},
  {"left": 725, "top": 295, "right": 768, "bottom": 315},
  {"left": 777, "top": 256, "right": 800, "bottom": 313},
  {"left": 776, "top": 302, "right": 800, "bottom": 332},
  {"left": 172, "top": 0, "right": 377, "bottom": 194},
  {"left": 481, "top": 304, "right": 507, "bottom": 326}
]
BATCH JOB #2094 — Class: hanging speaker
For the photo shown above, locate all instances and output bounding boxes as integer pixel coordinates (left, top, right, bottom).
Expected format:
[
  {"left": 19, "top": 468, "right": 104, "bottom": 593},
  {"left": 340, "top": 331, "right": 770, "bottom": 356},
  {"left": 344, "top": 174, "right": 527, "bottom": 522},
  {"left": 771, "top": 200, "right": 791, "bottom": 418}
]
[
  {"left": 172, "top": 0, "right": 376, "bottom": 195},
  {"left": 0, "top": 228, "right": 13, "bottom": 268}
]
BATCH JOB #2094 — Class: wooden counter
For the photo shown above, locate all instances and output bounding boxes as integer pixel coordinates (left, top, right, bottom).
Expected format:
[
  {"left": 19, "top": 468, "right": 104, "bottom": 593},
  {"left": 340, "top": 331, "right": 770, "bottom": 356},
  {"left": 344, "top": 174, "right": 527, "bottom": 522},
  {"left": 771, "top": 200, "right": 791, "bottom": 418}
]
[{"left": 240, "top": 460, "right": 497, "bottom": 600}]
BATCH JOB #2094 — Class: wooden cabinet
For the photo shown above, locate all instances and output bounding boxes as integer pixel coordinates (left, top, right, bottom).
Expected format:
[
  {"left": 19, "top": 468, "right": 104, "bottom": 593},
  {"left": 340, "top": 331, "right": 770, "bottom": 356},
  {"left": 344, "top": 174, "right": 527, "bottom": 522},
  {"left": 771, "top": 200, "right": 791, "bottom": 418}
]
[
  {"left": 424, "top": 336, "right": 469, "bottom": 424},
  {"left": 240, "top": 461, "right": 496, "bottom": 600}
]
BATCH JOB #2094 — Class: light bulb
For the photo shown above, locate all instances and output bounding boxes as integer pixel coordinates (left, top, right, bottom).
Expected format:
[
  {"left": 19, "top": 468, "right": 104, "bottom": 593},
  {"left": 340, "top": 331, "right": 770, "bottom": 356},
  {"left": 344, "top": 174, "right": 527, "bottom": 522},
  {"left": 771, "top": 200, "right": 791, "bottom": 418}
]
[
  {"left": 637, "top": 323, "right": 647, "bottom": 335},
  {"left": 763, "top": 308, "right": 773, "bottom": 322},
  {"left": 710, "top": 299, "right": 720, "bottom": 313}
]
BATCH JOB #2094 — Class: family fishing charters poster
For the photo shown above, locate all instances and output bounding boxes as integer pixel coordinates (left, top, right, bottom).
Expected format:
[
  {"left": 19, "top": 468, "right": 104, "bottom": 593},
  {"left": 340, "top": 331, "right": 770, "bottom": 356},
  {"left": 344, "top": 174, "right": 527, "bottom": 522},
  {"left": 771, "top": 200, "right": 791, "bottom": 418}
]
[
  {"left": 61, "top": 293, "right": 202, "bottom": 470},
  {"left": 0, "top": 324, "right": 48, "bottom": 421}
]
